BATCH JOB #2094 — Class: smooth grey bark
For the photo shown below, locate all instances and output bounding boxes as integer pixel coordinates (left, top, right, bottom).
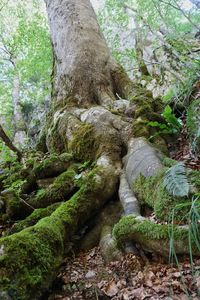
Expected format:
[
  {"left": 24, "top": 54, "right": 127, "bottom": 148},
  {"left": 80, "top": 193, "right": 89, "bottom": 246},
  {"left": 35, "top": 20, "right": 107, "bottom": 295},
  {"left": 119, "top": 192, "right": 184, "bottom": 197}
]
[{"left": 45, "top": 0, "right": 118, "bottom": 107}]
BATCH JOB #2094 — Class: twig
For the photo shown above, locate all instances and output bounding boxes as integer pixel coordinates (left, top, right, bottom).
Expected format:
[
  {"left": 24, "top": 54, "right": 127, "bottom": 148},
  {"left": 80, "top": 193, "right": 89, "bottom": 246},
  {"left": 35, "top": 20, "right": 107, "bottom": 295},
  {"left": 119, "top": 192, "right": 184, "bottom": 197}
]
[
  {"left": 0, "top": 0, "right": 9, "bottom": 12},
  {"left": 20, "top": 197, "right": 35, "bottom": 211},
  {"left": 160, "top": 0, "right": 200, "bottom": 30}
]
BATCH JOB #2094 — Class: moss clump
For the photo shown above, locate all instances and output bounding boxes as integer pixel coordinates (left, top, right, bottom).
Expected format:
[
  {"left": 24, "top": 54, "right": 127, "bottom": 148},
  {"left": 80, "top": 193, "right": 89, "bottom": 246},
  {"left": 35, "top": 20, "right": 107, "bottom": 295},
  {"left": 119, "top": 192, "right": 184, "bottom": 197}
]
[
  {"left": 130, "top": 86, "right": 162, "bottom": 118},
  {"left": 33, "top": 152, "right": 73, "bottom": 179},
  {"left": 8, "top": 202, "right": 61, "bottom": 235},
  {"left": 30, "top": 167, "right": 78, "bottom": 208},
  {"left": 133, "top": 170, "right": 189, "bottom": 222},
  {"left": 2, "top": 163, "right": 23, "bottom": 190},
  {"left": 129, "top": 84, "right": 163, "bottom": 139},
  {"left": 133, "top": 117, "right": 149, "bottom": 137},
  {"left": 113, "top": 216, "right": 197, "bottom": 257},
  {"left": 0, "top": 219, "right": 64, "bottom": 300},
  {"left": 161, "top": 156, "right": 177, "bottom": 167},
  {"left": 2, "top": 190, "right": 33, "bottom": 220},
  {"left": 187, "top": 99, "right": 200, "bottom": 152},
  {"left": 113, "top": 216, "right": 188, "bottom": 242},
  {"left": 68, "top": 123, "right": 98, "bottom": 162}
]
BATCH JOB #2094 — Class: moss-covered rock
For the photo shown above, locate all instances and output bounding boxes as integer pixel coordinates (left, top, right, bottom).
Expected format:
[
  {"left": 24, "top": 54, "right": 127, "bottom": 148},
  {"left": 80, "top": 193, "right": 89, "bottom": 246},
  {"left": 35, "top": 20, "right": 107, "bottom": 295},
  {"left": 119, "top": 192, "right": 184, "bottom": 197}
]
[{"left": 187, "top": 99, "right": 200, "bottom": 152}]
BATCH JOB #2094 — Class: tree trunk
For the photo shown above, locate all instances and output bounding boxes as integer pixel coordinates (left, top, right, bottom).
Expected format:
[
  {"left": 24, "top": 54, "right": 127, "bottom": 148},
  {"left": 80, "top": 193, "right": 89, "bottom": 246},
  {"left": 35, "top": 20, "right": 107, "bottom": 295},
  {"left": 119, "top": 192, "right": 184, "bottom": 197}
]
[
  {"left": 12, "top": 71, "right": 27, "bottom": 147},
  {"left": 0, "top": 1, "right": 199, "bottom": 299},
  {"left": 45, "top": 0, "right": 120, "bottom": 108}
]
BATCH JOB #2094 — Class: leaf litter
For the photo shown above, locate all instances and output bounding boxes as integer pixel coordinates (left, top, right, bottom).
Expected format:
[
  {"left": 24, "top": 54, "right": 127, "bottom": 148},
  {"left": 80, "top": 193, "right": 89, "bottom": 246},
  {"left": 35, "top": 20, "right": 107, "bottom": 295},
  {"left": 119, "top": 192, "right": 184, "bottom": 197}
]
[{"left": 47, "top": 247, "right": 200, "bottom": 300}]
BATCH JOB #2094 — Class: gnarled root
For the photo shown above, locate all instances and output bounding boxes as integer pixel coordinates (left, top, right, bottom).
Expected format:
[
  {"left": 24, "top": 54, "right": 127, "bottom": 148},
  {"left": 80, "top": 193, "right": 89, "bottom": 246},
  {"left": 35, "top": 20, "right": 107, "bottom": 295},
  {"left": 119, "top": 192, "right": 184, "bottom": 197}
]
[
  {"left": 0, "top": 155, "right": 120, "bottom": 299},
  {"left": 113, "top": 215, "right": 200, "bottom": 257},
  {"left": 116, "top": 138, "right": 200, "bottom": 258}
]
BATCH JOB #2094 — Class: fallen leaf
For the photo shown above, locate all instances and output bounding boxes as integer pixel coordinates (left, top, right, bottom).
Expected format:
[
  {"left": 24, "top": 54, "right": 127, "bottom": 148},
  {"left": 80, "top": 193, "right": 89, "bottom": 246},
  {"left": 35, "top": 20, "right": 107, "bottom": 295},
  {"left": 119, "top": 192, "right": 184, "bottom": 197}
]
[{"left": 104, "top": 281, "right": 118, "bottom": 297}]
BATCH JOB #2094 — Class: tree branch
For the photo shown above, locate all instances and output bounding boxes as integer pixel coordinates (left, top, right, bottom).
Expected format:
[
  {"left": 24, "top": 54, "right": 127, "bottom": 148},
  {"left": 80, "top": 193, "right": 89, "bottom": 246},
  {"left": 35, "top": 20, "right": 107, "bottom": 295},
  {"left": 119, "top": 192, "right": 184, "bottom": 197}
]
[
  {"left": 0, "top": 124, "right": 22, "bottom": 161},
  {"left": 160, "top": 0, "right": 200, "bottom": 30},
  {"left": 0, "top": 0, "right": 9, "bottom": 12}
]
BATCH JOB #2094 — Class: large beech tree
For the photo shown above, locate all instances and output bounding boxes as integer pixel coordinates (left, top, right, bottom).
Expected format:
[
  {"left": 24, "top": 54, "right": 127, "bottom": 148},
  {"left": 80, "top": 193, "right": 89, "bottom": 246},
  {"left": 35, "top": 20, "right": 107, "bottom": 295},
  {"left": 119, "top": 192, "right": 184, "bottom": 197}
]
[{"left": 0, "top": 1, "right": 199, "bottom": 299}]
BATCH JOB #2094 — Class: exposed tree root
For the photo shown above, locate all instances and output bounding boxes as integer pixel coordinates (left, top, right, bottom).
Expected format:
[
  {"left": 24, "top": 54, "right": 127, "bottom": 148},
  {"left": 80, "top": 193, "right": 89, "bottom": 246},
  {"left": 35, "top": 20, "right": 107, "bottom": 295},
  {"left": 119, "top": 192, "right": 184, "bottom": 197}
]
[
  {"left": 113, "top": 215, "right": 199, "bottom": 257},
  {"left": 78, "top": 201, "right": 122, "bottom": 252},
  {"left": 115, "top": 138, "right": 200, "bottom": 258},
  {"left": 0, "top": 156, "right": 120, "bottom": 299},
  {"left": 7, "top": 202, "right": 61, "bottom": 235}
]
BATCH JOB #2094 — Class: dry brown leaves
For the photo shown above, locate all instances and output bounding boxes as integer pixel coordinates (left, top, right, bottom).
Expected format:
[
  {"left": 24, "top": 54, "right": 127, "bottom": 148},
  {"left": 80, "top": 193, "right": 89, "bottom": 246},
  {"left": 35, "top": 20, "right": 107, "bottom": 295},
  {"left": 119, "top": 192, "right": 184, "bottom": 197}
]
[
  {"left": 169, "top": 117, "right": 200, "bottom": 171},
  {"left": 48, "top": 247, "right": 200, "bottom": 300}
]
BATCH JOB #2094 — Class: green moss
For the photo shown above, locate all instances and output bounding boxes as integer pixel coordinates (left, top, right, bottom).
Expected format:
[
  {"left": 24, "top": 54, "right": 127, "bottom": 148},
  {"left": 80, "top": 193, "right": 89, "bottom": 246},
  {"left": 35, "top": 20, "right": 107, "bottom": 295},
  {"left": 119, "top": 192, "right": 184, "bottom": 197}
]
[
  {"left": 68, "top": 123, "right": 97, "bottom": 162},
  {"left": 2, "top": 190, "right": 32, "bottom": 220},
  {"left": 2, "top": 163, "right": 24, "bottom": 189},
  {"left": 31, "top": 167, "right": 77, "bottom": 208},
  {"left": 96, "top": 132, "right": 122, "bottom": 161},
  {"left": 0, "top": 220, "right": 64, "bottom": 299},
  {"left": 161, "top": 156, "right": 177, "bottom": 167},
  {"left": 129, "top": 85, "right": 163, "bottom": 138},
  {"left": 135, "top": 103, "right": 153, "bottom": 117},
  {"left": 33, "top": 152, "right": 72, "bottom": 178},
  {"left": 113, "top": 216, "right": 188, "bottom": 242},
  {"left": 133, "top": 170, "right": 190, "bottom": 222},
  {"left": 6, "top": 195, "right": 24, "bottom": 219},
  {"left": 0, "top": 165, "right": 112, "bottom": 299},
  {"left": 0, "top": 188, "right": 86, "bottom": 298},
  {"left": 133, "top": 117, "right": 149, "bottom": 137},
  {"left": 8, "top": 202, "right": 61, "bottom": 235},
  {"left": 48, "top": 168, "right": 77, "bottom": 199}
]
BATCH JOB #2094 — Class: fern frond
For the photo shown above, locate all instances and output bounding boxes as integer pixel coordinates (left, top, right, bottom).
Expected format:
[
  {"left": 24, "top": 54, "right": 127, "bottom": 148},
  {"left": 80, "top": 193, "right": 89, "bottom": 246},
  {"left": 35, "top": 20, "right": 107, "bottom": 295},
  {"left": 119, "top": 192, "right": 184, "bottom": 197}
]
[{"left": 163, "top": 162, "right": 189, "bottom": 197}]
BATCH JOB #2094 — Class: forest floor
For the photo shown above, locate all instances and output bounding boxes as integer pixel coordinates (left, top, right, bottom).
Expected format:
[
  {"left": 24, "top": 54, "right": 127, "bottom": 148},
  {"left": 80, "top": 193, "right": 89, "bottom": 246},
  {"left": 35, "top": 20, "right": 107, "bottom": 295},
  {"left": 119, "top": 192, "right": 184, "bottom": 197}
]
[
  {"left": 169, "top": 115, "right": 200, "bottom": 171},
  {"left": 47, "top": 246, "right": 200, "bottom": 300}
]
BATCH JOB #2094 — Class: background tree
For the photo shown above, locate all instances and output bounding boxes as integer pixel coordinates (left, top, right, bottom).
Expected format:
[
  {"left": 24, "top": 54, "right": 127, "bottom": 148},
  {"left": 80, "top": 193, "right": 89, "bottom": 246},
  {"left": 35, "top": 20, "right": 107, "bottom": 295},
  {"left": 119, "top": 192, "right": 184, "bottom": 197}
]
[{"left": 0, "top": 0, "right": 52, "bottom": 152}]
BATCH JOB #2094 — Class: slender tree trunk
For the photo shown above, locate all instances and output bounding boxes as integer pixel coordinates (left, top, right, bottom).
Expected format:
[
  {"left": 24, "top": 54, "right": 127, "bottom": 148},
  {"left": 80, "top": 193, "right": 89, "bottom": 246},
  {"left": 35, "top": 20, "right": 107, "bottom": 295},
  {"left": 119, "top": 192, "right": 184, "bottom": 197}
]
[{"left": 12, "top": 71, "right": 26, "bottom": 147}]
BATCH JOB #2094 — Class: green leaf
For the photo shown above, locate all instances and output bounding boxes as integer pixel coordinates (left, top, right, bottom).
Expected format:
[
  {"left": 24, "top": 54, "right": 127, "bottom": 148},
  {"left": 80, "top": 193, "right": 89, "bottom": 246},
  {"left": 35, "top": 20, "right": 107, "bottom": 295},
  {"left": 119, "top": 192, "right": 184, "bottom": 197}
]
[
  {"left": 162, "top": 105, "right": 182, "bottom": 130},
  {"left": 163, "top": 162, "right": 189, "bottom": 197}
]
